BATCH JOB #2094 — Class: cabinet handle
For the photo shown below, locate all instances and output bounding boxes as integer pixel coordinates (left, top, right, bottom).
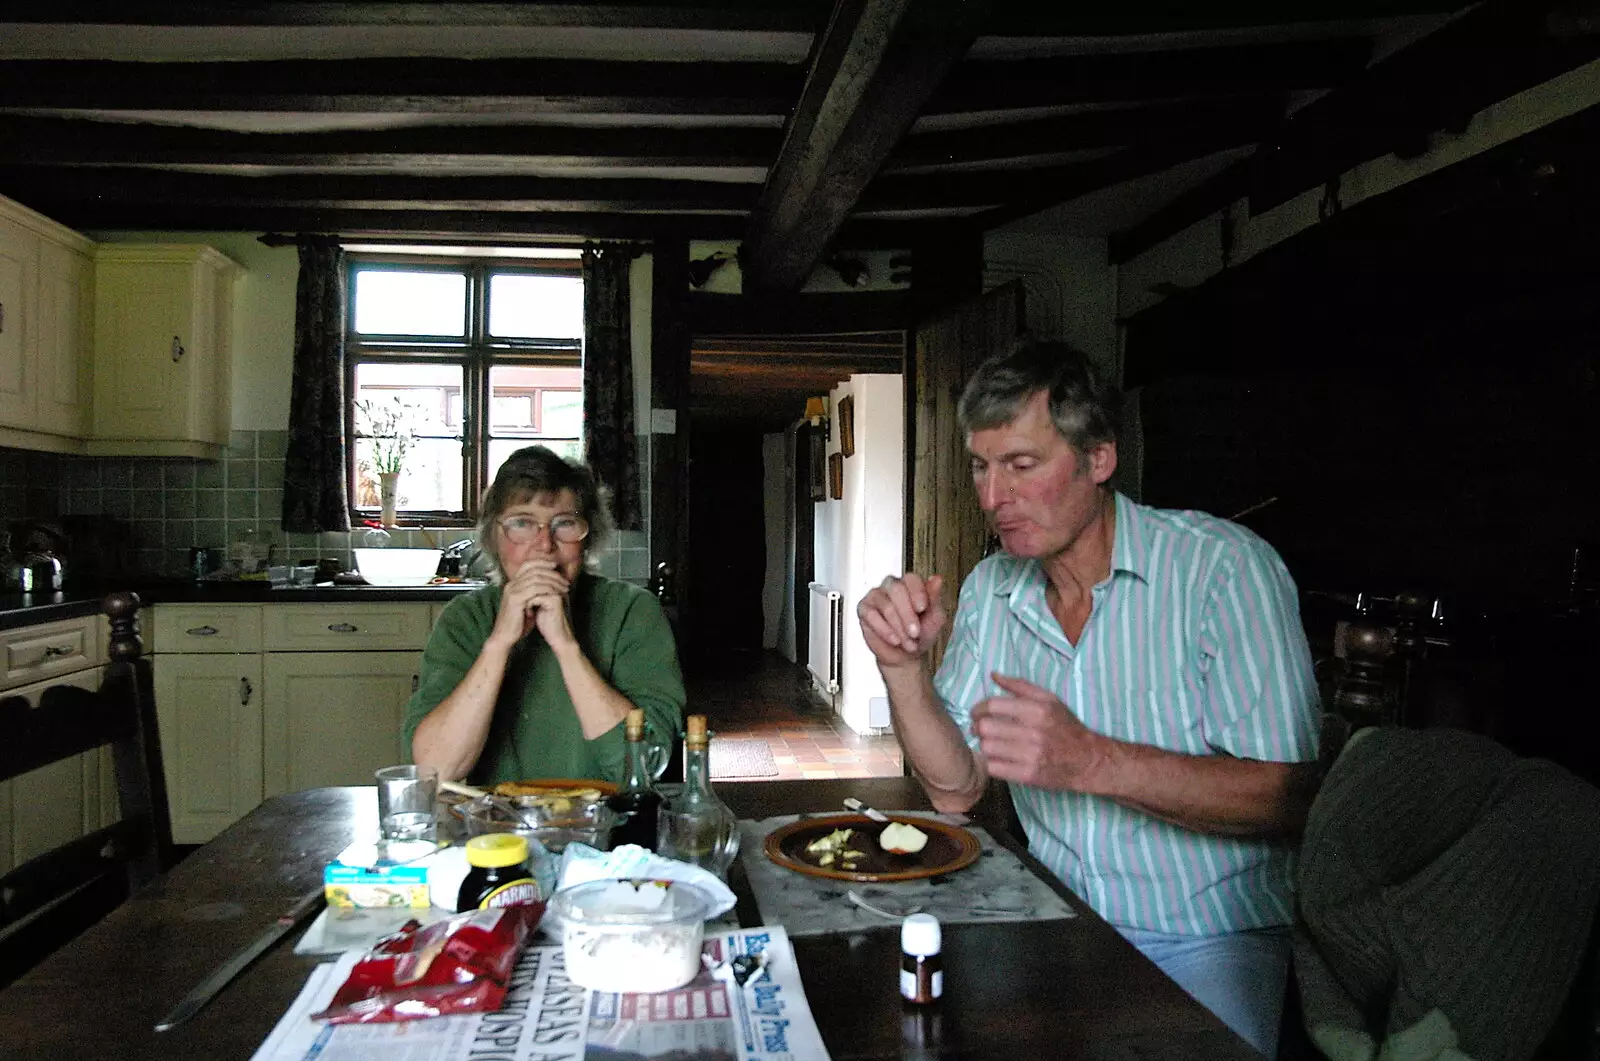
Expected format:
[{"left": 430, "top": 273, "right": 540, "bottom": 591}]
[
  {"left": 185, "top": 625, "right": 219, "bottom": 637},
  {"left": 328, "top": 622, "right": 359, "bottom": 633},
  {"left": 0, "top": 301, "right": 5, "bottom": 333},
  {"left": 42, "top": 644, "right": 75, "bottom": 659},
  {"left": 171, "top": 335, "right": 185, "bottom": 362},
  {"left": 240, "top": 677, "right": 253, "bottom": 705},
  {"left": 411, "top": 674, "right": 419, "bottom": 694}
]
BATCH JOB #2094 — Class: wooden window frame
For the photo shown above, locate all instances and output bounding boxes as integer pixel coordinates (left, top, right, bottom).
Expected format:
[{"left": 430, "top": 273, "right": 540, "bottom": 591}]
[{"left": 345, "top": 253, "right": 582, "bottom": 526}]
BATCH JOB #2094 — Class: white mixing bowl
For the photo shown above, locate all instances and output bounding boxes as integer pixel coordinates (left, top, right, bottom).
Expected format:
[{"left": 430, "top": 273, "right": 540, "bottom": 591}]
[{"left": 353, "top": 548, "right": 443, "bottom": 586}]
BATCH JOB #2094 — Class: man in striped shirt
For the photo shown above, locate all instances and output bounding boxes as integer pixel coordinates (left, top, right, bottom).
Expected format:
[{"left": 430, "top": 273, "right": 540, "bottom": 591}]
[{"left": 858, "top": 340, "right": 1320, "bottom": 1057}]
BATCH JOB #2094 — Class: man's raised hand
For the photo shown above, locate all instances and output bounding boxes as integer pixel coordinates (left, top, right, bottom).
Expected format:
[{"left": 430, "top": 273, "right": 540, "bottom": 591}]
[{"left": 857, "top": 572, "right": 946, "bottom": 670}]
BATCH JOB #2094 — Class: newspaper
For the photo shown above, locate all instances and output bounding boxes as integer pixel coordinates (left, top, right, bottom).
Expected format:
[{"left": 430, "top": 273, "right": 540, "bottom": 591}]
[{"left": 251, "top": 925, "right": 829, "bottom": 1061}]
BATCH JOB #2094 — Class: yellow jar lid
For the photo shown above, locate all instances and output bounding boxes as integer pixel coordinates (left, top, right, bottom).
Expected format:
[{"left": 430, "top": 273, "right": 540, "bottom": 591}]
[{"left": 465, "top": 833, "right": 530, "bottom": 868}]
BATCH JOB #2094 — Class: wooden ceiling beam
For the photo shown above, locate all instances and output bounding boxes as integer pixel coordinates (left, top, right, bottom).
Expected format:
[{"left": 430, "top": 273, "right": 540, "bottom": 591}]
[
  {"left": 0, "top": 58, "right": 802, "bottom": 115},
  {"left": 927, "top": 39, "right": 1372, "bottom": 112},
  {"left": 888, "top": 96, "right": 1283, "bottom": 167},
  {"left": 741, "top": 0, "right": 986, "bottom": 292},
  {"left": 867, "top": 121, "right": 1261, "bottom": 210},
  {"left": 0, "top": 115, "right": 780, "bottom": 169},
  {"left": 980, "top": 4, "right": 1464, "bottom": 35},
  {"left": 0, "top": 3, "right": 829, "bottom": 30},
  {"left": 0, "top": 167, "right": 758, "bottom": 212},
  {"left": 1248, "top": 0, "right": 1600, "bottom": 211}
]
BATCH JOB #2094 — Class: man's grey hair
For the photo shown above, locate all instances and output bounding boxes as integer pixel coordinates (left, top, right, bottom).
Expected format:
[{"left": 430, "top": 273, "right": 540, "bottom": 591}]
[
  {"left": 475, "top": 445, "right": 615, "bottom": 581},
  {"left": 957, "top": 339, "right": 1121, "bottom": 456}
]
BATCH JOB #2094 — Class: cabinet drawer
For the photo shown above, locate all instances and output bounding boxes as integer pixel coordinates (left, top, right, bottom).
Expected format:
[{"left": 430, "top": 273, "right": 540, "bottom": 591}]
[
  {"left": 0, "top": 615, "right": 100, "bottom": 692},
  {"left": 153, "top": 604, "right": 262, "bottom": 653},
  {"left": 262, "top": 604, "right": 431, "bottom": 652}
]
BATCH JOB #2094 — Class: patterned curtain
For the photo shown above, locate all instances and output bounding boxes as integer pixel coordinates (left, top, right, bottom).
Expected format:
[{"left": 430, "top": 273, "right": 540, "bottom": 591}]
[
  {"left": 281, "top": 239, "right": 351, "bottom": 532},
  {"left": 582, "top": 245, "right": 643, "bottom": 530}
]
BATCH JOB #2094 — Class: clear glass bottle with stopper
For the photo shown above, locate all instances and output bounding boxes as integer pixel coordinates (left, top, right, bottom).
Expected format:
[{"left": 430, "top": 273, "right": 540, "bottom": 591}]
[
  {"left": 606, "top": 708, "right": 663, "bottom": 850},
  {"left": 657, "top": 714, "right": 741, "bottom": 877}
]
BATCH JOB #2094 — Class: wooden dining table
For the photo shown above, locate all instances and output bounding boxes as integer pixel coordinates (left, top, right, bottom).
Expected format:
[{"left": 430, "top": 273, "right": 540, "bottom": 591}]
[{"left": 0, "top": 777, "right": 1258, "bottom": 1060}]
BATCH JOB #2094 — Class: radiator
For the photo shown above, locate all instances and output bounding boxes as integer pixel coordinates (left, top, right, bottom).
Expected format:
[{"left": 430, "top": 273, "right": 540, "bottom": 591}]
[{"left": 807, "top": 582, "right": 842, "bottom": 694}]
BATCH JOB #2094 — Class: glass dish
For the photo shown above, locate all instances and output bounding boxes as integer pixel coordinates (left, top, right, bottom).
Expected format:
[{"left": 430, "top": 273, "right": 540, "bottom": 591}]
[{"left": 453, "top": 792, "right": 614, "bottom": 854}]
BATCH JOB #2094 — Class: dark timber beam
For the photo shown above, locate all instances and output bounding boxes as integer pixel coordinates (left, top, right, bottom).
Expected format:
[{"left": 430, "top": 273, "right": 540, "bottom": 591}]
[
  {"left": 0, "top": 115, "right": 780, "bottom": 170},
  {"left": 0, "top": 58, "right": 801, "bottom": 115},
  {"left": 0, "top": 3, "right": 828, "bottom": 30},
  {"left": 0, "top": 167, "right": 758, "bottom": 213},
  {"left": 741, "top": 0, "right": 985, "bottom": 292},
  {"left": 1248, "top": 0, "right": 1600, "bottom": 212},
  {"left": 887, "top": 96, "right": 1283, "bottom": 168},
  {"left": 926, "top": 39, "right": 1372, "bottom": 113}
]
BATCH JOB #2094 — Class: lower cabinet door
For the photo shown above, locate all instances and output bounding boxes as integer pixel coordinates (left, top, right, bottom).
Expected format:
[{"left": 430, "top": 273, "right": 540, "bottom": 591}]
[
  {"left": 261, "top": 651, "right": 421, "bottom": 797},
  {"left": 153, "top": 653, "right": 264, "bottom": 844},
  {"left": 0, "top": 666, "right": 106, "bottom": 874}
]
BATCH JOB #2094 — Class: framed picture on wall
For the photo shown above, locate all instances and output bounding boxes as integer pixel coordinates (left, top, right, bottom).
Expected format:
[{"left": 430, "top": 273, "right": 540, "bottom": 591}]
[
  {"left": 838, "top": 394, "right": 855, "bottom": 457},
  {"left": 809, "top": 428, "right": 826, "bottom": 502},
  {"left": 828, "top": 451, "right": 844, "bottom": 500}
]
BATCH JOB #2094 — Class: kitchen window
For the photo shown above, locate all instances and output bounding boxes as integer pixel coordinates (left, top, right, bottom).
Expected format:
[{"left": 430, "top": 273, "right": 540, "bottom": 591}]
[{"left": 346, "top": 255, "right": 583, "bottom": 523}]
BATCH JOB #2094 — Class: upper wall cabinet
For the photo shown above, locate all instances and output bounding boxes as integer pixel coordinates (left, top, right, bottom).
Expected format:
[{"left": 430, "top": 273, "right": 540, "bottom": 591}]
[
  {"left": 91, "top": 244, "right": 240, "bottom": 459},
  {"left": 0, "top": 197, "right": 95, "bottom": 452}
]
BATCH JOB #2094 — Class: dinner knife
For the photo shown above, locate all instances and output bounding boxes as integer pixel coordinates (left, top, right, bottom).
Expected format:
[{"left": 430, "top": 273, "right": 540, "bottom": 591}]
[{"left": 154, "top": 885, "right": 325, "bottom": 1033}]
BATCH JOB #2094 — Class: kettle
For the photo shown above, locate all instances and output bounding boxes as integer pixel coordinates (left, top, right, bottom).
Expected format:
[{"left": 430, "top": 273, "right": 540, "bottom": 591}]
[{"left": 4, "top": 549, "right": 62, "bottom": 592}]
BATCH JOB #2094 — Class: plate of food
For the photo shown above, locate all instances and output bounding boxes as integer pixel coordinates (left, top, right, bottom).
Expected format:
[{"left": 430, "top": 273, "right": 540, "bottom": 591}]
[{"left": 763, "top": 813, "right": 981, "bottom": 883}]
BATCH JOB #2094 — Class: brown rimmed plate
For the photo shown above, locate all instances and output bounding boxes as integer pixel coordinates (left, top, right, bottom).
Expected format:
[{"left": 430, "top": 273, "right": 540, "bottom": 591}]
[{"left": 763, "top": 813, "right": 980, "bottom": 883}]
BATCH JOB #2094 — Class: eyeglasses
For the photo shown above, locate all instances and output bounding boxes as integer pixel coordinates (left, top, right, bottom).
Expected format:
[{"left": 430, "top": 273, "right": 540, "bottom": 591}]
[{"left": 498, "top": 514, "right": 589, "bottom": 545}]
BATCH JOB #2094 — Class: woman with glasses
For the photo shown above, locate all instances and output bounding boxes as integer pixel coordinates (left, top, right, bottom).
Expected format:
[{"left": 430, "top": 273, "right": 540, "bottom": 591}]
[{"left": 404, "top": 445, "right": 684, "bottom": 785}]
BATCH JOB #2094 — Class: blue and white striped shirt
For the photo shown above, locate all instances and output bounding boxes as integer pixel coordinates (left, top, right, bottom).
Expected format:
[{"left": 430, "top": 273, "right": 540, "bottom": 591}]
[{"left": 934, "top": 492, "right": 1320, "bottom": 936}]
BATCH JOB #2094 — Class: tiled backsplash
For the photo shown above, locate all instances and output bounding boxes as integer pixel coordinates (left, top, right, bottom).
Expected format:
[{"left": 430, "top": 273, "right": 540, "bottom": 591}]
[{"left": 1, "top": 430, "right": 652, "bottom": 585}]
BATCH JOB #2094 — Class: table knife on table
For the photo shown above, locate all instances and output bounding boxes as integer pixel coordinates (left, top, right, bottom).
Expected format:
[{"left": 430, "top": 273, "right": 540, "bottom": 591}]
[{"left": 154, "top": 885, "right": 325, "bottom": 1033}]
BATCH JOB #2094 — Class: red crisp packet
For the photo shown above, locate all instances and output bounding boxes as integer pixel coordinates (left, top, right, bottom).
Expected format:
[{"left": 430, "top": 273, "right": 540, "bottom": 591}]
[{"left": 312, "top": 903, "right": 544, "bottom": 1023}]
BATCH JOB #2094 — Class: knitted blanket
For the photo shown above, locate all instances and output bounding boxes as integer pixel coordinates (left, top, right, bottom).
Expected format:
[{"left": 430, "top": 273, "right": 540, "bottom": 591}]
[{"left": 1294, "top": 727, "right": 1600, "bottom": 1061}]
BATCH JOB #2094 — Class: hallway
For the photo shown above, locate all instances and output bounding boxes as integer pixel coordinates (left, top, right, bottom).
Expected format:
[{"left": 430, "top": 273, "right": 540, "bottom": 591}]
[{"left": 688, "top": 651, "right": 904, "bottom": 782}]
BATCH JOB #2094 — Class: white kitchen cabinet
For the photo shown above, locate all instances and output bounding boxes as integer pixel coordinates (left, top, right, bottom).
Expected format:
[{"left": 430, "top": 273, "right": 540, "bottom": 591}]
[
  {"left": 34, "top": 237, "right": 94, "bottom": 439},
  {"left": 0, "top": 196, "right": 95, "bottom": 451},
  {"left": 261, "top": 651, "right": 421, "bottom": 797},
  {"left": 153, "top": 652, "right": 264, "bottom": 845},
  {"left": 0, "top": 213, "right": 39, "bottom": 430},
  {"left": 90, "top": 244, "right": 239, "bottom": 458},
  {"left": 150, "top": 601, "right": 432, "bottom": 841}
]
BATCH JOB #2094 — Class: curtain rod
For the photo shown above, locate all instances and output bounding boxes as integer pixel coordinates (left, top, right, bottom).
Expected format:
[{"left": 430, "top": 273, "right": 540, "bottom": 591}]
[{"left": 257, "top": 232, "right": 649, "bottom": 254}]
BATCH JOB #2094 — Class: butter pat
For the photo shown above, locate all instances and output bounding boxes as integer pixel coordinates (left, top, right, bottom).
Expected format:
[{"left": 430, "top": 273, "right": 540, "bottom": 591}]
[{"left": 324, "top": 839, "right": 435, "bottom": 908}]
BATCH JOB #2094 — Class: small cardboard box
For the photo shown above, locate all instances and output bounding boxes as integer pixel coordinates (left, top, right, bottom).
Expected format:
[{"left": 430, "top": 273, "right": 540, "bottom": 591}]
[{"left": 324, "top": 840, "right": 434, "bottom": 909}]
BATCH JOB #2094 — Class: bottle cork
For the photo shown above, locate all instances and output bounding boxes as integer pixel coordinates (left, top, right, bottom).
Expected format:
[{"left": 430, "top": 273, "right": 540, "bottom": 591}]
[
  {"left": 686, "top": 714, "right": 708, "bottom": 747},
  {"left": 625, "top": 707, "right": 646, "bottom": 739}
]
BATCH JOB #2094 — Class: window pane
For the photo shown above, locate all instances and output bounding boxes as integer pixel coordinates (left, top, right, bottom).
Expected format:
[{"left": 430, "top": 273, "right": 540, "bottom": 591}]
[
  {"left": 354, "top": 438, "right": 463, "bottom": 514},
  {"left": 354, "top": 363, "right": 462, "bottom": 436},
  {"left": 488, "top": 438, "right": 584, "bottom": 485},
  {"left": 541, "top": 390, "right": 583, "bottom": 437},
  {"left": 353, "top": 362, "right": 464, "bottom": 515},
  {"left": 488, "top": 274, "right": 583, "bottom": 339},
  {"left": 354, "top": 270, "right": 467, "bottom": 337}
]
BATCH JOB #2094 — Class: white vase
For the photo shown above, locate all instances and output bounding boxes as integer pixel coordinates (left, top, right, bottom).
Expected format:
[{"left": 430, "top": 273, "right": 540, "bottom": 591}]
[{"left": 379, "top": 471, "right": 400, "bottom": 527}]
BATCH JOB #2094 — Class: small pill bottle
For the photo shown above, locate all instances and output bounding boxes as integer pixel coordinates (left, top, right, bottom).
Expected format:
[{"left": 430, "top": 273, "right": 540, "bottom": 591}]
[
  {"left": 457, "top": 834, "right": 539, "bottom": 911},
  {"left": 900, "top": 913, "right": 943, "bottom": 1003}
]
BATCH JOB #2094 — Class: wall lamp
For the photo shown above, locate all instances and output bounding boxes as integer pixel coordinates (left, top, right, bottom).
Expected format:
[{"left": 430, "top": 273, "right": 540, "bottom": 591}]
[{"left": 803, "top": 396, "right": 830, "bottom": 441}]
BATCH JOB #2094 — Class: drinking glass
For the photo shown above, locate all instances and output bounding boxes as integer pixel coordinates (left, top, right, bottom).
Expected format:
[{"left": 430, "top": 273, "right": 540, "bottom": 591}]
[{"left": 375, "top": 764, "right": 439, "bottom": 841}]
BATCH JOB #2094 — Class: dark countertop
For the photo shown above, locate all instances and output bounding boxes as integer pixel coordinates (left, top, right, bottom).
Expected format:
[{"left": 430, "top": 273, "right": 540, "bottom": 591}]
[{"left": 0, "top": 579, "right": 483, "bottom": 630}]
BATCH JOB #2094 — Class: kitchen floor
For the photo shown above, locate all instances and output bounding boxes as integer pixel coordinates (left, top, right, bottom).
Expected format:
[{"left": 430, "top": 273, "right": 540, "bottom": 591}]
[{"left": 689, "top": 651, "right": 904, "bottom": 782}]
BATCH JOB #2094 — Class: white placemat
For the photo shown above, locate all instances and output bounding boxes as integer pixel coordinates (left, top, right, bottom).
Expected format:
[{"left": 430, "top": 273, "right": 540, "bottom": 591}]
[{"left": 738, "top": 811, "right": 1076, "bottom": 938}]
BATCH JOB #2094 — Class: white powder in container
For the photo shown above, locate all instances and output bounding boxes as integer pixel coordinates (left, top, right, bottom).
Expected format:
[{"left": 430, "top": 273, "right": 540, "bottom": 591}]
[{"left": 552, "top": 878, "right": 713, "bottom": 994}]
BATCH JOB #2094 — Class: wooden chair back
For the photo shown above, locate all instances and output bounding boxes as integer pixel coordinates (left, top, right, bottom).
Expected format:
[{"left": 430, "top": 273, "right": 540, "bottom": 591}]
[{"left": 0, "top": 592, "right": 172, "bottom": 986}]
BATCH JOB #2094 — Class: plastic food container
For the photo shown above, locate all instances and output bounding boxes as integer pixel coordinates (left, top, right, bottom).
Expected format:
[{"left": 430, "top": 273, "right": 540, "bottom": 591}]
[
  {"left": 549, "top": 879, "right": 713, "bottom": 993},
  {"left": 454, "top": 793, "right": 613, "bottom": 854},
  {"left": 353, "top": 547, "right": 443, "bottom": 586}
]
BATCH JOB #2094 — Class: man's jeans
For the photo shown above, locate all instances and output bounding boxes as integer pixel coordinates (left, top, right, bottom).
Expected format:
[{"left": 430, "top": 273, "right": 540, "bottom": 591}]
[{"left": 1119, "top": 924, "right": 1292, "bottom": 1058}]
